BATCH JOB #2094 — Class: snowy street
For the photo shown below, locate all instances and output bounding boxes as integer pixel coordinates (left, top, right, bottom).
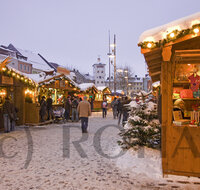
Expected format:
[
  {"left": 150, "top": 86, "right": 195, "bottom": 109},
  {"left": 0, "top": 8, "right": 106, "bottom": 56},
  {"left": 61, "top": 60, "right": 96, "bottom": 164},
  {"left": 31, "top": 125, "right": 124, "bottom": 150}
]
[{"left": 0, "top": 111, "right": 200, "bottom": 190}]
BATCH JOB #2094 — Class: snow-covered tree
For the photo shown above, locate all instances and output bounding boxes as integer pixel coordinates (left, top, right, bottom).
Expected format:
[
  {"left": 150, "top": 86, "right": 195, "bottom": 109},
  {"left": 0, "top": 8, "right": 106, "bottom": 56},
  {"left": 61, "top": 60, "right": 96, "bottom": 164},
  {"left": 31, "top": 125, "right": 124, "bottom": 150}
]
[{"left": 118, "top": 95, "right": 161, "bottom": 149}]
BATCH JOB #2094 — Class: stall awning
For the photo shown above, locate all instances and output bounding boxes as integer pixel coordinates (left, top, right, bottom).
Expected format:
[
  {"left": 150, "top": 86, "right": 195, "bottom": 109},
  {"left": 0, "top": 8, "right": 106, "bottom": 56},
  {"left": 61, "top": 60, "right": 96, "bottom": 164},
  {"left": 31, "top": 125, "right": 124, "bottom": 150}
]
[{"left": 143, "top": 48, "right": 162, "bottom": 83}]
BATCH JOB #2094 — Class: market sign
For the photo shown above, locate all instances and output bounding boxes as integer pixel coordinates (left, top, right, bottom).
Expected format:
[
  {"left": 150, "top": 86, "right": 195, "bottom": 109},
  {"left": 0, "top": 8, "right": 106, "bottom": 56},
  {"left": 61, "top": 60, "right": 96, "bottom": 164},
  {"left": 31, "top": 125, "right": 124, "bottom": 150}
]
[
  {"left": 57, "top": 66, "right": 70, "bottom": 75},
  {"left": 1, "top": 76, "right": 13, "bottom": 85}
]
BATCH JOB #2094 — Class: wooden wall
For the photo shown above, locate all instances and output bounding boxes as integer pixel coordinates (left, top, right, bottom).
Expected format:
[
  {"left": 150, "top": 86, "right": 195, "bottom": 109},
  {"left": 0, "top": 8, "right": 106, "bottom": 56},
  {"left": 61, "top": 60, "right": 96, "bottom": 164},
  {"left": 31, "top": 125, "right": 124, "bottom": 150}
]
[{"left": 162, "top": 37, "right": 200, "bottom": 177}]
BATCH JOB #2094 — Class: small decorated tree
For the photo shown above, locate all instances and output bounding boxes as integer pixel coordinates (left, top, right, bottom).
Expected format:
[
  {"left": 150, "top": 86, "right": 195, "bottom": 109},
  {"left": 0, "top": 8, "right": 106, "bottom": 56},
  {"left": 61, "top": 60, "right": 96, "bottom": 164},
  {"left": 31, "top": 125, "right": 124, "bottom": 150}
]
[{"left": 118, "top": 93, "right": 161, "bottom": 149}]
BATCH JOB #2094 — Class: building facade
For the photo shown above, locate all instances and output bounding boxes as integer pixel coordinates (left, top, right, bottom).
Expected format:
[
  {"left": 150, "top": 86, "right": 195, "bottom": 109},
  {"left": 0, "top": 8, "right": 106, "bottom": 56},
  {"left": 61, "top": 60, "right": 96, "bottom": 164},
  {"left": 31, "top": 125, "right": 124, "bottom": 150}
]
[
  {"left": 93, "top": 58, "right": 106, "bottom": 87},
  {"left": 105, "top": 74, "right": 152, "bottom": 96}
]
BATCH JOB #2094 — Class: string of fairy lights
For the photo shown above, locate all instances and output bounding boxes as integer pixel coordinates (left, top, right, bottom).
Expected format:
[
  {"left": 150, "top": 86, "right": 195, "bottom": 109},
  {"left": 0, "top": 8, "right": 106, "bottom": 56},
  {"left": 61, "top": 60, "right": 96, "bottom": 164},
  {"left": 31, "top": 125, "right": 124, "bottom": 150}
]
[
  {"left": 138, "top": 23, "right": 200, "bottom": 49},
  {"left": 0, "top": 66, "right": 37, "bottom": 88}
]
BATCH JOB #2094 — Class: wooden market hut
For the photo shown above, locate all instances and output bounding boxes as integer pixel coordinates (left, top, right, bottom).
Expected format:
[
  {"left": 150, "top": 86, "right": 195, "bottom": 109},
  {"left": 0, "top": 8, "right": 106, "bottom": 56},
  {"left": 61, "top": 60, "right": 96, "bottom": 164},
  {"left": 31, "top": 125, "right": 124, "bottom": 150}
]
[
  {"left": 78, "top": 83, "right": 99, "bottom": 109},
  {"left": 139, "top": 12, "right": 200, "bottom": 177},
  {"left": 0, "top": 58, "right": 38, "bottom": 128},
  {"left": 38, "top": 73, "right": 80, "bottom": 105}
]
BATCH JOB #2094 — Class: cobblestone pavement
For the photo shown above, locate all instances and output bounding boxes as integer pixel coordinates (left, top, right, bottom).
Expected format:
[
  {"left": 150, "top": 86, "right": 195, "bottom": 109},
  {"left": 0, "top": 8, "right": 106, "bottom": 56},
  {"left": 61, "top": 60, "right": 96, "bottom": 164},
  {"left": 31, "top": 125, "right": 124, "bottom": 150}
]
[{"left": 0, "top": 111, "right": 199, "bottom": 190}]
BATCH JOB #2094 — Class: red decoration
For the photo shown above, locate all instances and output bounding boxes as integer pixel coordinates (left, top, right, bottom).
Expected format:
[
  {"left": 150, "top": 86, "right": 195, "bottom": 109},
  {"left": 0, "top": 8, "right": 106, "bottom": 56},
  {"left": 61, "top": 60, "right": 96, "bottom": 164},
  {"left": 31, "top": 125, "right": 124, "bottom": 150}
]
[{"left": 188, "top": 74, "right": 200, "bottom": 92}]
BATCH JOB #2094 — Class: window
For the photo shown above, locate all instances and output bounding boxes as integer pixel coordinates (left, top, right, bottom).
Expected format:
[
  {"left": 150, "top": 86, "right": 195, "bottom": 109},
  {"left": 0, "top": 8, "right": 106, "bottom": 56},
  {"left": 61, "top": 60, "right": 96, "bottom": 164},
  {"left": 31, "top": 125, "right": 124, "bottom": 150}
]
[
  {"left": 20, "top": 64, "right": 22, "bottom": 70},
  {"left": 101, "top": 71, "right": 103, "bottom": 73},
  {"left": 27, "top": 66, "right": 29, "bottom": 72},
  {"left": 101, "top": 81, "right": 103, "bottom": 83},
  {"left": 99, "top": 76, "right": 101, "bottom": 79},
  {"left": 97, "top": 81, "right": 99, "bottom": 84},
  {"left": 97, "top": 71, "right": 99, "bottom": 73},
  {"left": 12, "top": 62, "right": 15, "bottom": 65},
  {"left": 24, "top": 65, "right": 26, "bottom": 71}
]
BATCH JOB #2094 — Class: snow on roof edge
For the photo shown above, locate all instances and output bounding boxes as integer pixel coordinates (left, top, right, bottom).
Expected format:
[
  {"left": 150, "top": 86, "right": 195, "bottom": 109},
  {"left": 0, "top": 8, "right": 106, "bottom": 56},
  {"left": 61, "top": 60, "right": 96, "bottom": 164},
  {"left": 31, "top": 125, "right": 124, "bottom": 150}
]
[{"left": 139, "top": 12, "right": 200, "bottom": 43}]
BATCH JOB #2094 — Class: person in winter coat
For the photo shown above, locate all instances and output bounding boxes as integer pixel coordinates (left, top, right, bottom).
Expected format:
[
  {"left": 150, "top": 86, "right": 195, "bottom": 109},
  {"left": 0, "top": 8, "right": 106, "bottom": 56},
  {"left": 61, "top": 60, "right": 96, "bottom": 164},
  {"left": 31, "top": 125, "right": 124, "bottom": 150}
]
[
  {"left": 2, "top": 97, "right": 12, "bottom": 133},
  {"left": 71, "top": 96, "right": 79, "bottom": 122},
  {"left": 111, "top": 97, "right": 118, "bottom": 119},
  {"left": 40, "top": 96, "right": 47, "bottom": 122},
  {"left": 46, "top": 95, "right": 53, "bottom": 120},
  {"left": 77, "top": 96, "right": 91, "bottom": 133},
  {"left": 121, "top": 96, "right": 131, "bottom": 125},
  {"left": 102, "top": 97, "right": 108, "bottom": 118},
  {"left": 64, "top": 96, "right": 71, "bottom": 121}
]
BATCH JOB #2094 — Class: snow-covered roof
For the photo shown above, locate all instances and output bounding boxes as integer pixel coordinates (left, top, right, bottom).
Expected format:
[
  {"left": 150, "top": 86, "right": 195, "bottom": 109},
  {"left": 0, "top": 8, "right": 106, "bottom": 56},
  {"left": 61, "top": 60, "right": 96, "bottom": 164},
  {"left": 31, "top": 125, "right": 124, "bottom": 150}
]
[
  {"left": 97, "top": 86, "right": 108, "bottom": 91},
  {"left": 5, "top": 65, "right": 38, "bottom": 86},
  {"left": 16, "top": 48, "right": 53, "bottom": 72},
  {"left": 79, "top": 83, "right": 95, "bottom": 91},
  {"left": 24, "top": 72, "right": 58, "bottom": 83},
  {"left": 139, "top": 12, "right": 200, "bottom": 43},
  {"left": 84, "top": 74, "right": 94, "bottom": 80},
  {"left": 0, "top": 54, "right": 30, "bottom": 65},
  {"left": 0, "top": 46, "right": 14, "bottom": 52}
]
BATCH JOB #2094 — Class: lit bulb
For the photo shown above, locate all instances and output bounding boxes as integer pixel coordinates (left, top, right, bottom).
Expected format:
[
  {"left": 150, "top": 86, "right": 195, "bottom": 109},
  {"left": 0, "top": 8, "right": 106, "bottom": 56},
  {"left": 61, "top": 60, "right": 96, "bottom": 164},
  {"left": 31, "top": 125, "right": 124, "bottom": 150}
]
[
  {"left": 2, "top": 67, "right": 6, "bottom": 71},
  {"left": 147, "top": 43, "right": 152, "bottom": 48},
  {"left": 170, "top": 32, "right": 175, "bottom": 38},
  {"left": 194, "top": 28, "right": 199, "bottom": 34}
]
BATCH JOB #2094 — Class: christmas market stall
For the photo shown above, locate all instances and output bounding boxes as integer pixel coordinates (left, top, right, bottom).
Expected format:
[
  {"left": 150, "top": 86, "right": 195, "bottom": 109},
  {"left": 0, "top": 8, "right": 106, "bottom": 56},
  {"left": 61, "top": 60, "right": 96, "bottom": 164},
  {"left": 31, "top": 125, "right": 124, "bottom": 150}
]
[
  {"left": 138, "top": 12, "right": 200, "bottom": 177},
  {"left": 0, "top": 57, "right": 38, "bottom": 128},
  {"left": 37, "top": 73, "right": 80, "bottom": 106},
  {"left": 97, "top": 86, "right": 112, "bottom": 102},
  {"left": 78, "top": 83, "right": 99, "bottom": 110}
]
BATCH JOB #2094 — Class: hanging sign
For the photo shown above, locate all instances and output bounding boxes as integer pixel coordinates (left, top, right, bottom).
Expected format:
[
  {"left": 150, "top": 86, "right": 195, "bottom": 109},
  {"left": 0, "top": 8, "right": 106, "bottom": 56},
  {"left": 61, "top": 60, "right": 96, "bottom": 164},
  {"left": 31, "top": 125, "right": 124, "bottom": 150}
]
[{"left": 2, "top": 76, "right": 13, "bottom": 85}]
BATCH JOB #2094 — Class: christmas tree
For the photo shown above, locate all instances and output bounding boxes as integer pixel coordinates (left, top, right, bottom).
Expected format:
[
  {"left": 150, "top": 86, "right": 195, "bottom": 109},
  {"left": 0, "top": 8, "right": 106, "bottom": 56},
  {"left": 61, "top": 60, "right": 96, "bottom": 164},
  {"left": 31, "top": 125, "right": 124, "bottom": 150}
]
[{"left": 118, "top": 92, "right": 161, "bottom": 150}]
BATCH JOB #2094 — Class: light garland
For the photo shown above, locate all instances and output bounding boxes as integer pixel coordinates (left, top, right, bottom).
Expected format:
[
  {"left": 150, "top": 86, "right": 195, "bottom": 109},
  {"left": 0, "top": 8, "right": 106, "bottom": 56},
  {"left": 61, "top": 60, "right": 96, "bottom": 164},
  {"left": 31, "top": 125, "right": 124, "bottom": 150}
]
[
  {"left": 0, "top": 66, "right": 37, "bottom": 88},
  {"left": 138, "top": 23, "right": 200, "bottom": 49}
]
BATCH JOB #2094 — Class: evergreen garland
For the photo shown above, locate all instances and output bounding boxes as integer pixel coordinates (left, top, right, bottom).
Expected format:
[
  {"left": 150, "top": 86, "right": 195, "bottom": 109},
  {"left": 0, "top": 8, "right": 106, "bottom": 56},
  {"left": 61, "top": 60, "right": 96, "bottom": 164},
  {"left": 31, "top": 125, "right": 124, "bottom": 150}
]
[{"left": 138, "top": 23, "right": 200, "bottom": 49}]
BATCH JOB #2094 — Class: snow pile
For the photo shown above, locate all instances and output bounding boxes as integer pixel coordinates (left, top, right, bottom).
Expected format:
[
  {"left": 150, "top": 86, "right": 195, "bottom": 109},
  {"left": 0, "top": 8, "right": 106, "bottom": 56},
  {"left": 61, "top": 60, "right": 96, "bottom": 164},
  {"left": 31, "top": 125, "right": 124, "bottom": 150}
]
[
  {"left": 115, "top": 147, "right": 162, "bottom": 179},
  {"left": 139, "top": 12, "right": 200, "bottom": 43},
  {"left": 128, "top": 101, "right": 139, "bottom": 108}
]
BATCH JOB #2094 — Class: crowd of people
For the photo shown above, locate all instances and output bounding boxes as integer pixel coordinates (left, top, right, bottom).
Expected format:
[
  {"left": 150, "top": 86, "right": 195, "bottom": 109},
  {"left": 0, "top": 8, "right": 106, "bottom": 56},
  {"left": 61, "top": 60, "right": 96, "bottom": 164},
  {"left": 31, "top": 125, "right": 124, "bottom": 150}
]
[
  {"left": 2, "top": 94, "right": 130, "bottom": 134},
  {"left": 102, "top": 96, "right": 131, "bottom": 126},
  {"left": 39, "top": 95, "right": 94, "bottom": 123}
]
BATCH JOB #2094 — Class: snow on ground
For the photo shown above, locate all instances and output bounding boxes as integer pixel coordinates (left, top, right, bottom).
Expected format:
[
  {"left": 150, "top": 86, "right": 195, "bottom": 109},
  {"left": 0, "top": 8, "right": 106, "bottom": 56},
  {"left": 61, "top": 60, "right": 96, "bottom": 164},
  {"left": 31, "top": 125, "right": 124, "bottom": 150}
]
[{"left": 0, "top": 111, "right": 200, "bottom": 189}]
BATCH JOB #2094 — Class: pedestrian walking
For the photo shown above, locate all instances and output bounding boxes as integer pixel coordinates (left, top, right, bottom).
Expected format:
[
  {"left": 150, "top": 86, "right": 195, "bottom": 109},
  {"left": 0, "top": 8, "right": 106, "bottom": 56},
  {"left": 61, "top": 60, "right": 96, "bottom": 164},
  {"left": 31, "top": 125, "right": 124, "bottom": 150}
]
[
  {"left": 71, "top": 96, "right": 79, "bottom": 122},
  {"left": 111, "top": 97, "right": 118, "bottom": 119},
  {"left": 2, "top": 96, "right": 12, "bottom": 133},
  {"left": 117, "top": 98, "right": 123, "bottom": 125},
  {"left": 46, "top": 95, "right": 53, "bottom": 120},
  {"left": 64, "top": 96, "right": 71, "bottom": 122},
  {"left": 89, "top": 97, "right": 94, "bottom": 111},
  {"left": 102, "top": 97, "right": 108, "bottom": 118},
  {"left": 77, "top": 96, "right": 91, "bottom": 133},
  {"left": 121, "top": 96, "right": 131, "bottom": 126},
  {"left": 39, "top": 96, "right": 47, "bottom": 122}
]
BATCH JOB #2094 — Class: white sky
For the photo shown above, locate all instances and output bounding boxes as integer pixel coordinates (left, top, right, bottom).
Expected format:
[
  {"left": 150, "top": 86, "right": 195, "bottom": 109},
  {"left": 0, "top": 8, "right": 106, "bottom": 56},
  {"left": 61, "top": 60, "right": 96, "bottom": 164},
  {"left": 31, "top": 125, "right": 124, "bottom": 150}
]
[{"left": 1, "top": 0, "right": 200, "bottom": 77}]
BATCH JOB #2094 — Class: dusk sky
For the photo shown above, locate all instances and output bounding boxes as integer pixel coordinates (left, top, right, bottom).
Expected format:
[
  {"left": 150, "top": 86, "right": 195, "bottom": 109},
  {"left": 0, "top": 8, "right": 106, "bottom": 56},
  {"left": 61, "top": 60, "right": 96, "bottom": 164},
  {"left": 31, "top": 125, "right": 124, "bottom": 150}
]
[{"left": 1, "top": 0, "right": 200, "bottom": 77}]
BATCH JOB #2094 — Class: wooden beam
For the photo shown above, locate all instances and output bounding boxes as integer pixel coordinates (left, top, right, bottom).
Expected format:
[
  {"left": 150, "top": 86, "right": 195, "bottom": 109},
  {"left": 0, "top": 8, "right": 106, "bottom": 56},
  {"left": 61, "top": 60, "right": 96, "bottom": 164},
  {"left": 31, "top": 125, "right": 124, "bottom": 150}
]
[
  {"left": 162, "top": 46, "right": 172, "bottom": 62},
  {"left": 149, "top": 71, "right": 161, "bottom": 77}
]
